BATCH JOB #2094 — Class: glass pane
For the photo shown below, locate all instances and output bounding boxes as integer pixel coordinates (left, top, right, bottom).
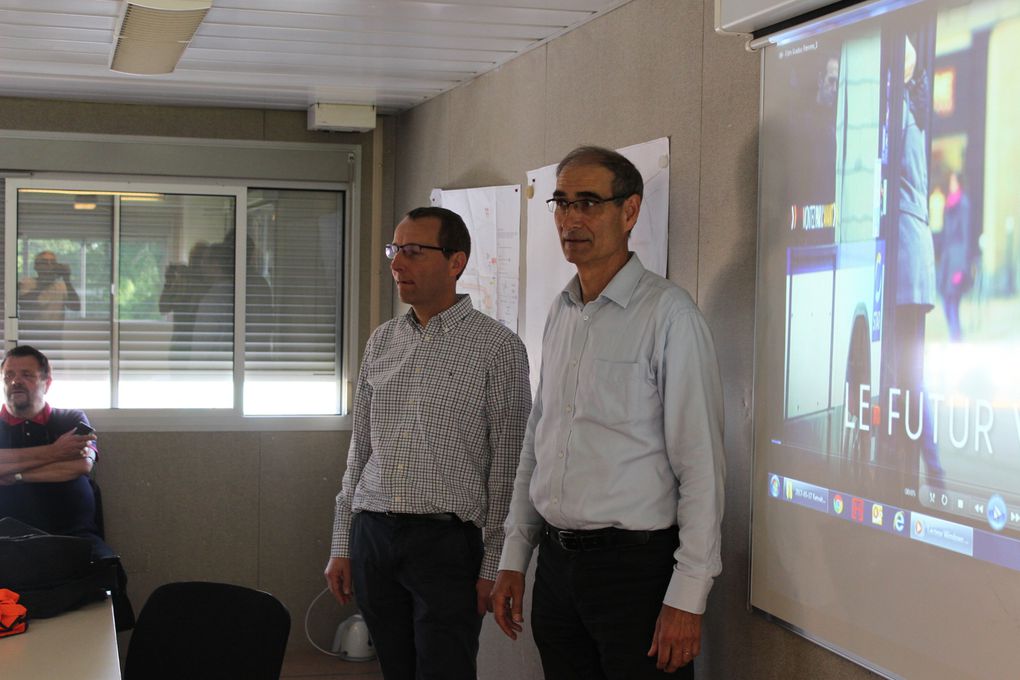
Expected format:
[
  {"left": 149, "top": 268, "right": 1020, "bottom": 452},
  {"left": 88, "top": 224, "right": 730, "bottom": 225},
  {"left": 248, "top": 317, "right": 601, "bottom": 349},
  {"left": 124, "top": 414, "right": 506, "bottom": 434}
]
[
  {"left": 244, "top": 189, "right": 343, "bottom": 415},
  {"left": 16, "top": 190, "right": 113, "bottom": 409},
  {"left": 118, "top": 194, "right": 236, "bottom": 408}
]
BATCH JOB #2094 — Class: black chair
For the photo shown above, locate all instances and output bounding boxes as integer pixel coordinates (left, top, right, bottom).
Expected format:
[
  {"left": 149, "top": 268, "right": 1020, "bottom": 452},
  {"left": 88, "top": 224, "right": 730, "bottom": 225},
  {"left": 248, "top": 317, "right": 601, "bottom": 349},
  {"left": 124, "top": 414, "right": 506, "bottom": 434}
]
[
  {"left": 87, "top": 476, "right": 136, "bottom": 630},
  {"left": 124, "top": 581, "right": 291, "bottom": 680}
]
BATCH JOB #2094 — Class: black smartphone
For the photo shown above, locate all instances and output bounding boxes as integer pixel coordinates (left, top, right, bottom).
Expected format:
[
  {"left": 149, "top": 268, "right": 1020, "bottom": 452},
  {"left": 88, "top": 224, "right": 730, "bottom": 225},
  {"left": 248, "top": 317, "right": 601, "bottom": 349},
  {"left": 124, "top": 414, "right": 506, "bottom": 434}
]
[{"left": 74, "top": 421, "right": 95, "bottom": 436}]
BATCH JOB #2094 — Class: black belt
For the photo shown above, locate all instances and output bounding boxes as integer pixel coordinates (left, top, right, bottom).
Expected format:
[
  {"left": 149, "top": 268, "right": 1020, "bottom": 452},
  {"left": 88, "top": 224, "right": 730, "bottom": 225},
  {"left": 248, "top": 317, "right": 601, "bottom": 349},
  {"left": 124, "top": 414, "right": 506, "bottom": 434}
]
[
  {"left": 543, "top": 524, "right": 675, "bottom": 552},
  {"left": 363, "top": 510, "right": 458, "bottom": 522}
]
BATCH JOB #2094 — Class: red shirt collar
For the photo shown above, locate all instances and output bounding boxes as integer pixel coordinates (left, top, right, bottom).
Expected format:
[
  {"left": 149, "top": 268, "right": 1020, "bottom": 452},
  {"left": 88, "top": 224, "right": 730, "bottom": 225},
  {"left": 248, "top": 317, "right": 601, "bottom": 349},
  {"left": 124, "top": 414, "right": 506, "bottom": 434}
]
[{"left": 0, "top": 403, "right": 51, "bottom": 426}]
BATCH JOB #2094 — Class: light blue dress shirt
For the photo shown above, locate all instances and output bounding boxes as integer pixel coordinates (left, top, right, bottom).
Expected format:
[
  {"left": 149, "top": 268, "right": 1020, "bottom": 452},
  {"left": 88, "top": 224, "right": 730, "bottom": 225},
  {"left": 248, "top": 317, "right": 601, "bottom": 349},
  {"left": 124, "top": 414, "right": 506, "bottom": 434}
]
[{"left": 500, "top": 254, "right": 725, "bottom": 613}]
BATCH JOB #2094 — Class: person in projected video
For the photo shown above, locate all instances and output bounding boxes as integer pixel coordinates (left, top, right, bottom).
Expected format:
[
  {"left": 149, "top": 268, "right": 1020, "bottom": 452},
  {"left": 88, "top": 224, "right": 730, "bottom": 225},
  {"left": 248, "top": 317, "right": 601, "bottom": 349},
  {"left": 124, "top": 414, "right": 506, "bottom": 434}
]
[
  {"left": 888, "top": 35, "right": 945, "bottom": 491},
  {"left": 936, "top": 171, "right": 972, "bottom": 342}
]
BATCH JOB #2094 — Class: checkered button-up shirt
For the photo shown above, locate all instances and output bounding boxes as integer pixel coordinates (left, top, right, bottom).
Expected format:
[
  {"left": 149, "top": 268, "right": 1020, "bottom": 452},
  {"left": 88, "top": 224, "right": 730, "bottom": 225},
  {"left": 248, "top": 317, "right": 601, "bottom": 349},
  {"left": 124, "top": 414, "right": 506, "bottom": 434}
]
[{"left": 331, "top": 295, "right": 532, "bottom": 580}]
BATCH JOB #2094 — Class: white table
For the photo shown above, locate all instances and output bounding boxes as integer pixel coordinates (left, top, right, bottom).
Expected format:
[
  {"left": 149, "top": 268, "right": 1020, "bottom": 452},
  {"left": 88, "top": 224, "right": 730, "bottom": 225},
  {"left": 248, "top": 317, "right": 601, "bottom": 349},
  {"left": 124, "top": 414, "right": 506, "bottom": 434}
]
[{"left": 0, "top": 596, "right": 120, "bottom": 679}]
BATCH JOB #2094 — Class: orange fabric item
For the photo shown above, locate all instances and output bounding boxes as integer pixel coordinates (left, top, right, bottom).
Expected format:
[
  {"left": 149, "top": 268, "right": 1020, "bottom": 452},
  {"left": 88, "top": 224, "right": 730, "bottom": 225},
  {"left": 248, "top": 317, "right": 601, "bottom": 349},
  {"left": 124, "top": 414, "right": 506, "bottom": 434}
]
[{"left": 0, "top": 588, "right": 28, "bottom": 638}]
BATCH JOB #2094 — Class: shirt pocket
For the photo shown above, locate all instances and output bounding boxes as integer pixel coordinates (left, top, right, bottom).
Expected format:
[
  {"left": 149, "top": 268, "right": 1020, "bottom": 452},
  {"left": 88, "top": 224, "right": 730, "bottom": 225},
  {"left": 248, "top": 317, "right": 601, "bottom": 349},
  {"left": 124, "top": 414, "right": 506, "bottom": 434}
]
[{"left": 587, "top": 360, "right": 652, "bottom": 427}]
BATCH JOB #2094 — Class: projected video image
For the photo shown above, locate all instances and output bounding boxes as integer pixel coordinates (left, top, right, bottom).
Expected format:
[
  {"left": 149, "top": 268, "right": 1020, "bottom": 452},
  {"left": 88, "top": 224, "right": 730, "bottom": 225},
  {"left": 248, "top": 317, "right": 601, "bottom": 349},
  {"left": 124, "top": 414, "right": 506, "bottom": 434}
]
[{"left": 760, "top": 0, "right": 1020, "bottom": 532}]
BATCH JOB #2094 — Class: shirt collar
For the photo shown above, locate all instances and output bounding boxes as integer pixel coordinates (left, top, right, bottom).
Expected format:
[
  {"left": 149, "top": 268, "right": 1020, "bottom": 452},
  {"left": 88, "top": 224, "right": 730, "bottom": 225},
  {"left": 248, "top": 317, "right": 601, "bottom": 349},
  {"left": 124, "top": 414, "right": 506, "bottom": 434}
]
[
  {"left": 562, "top": 253, "right": 646, "bottom": 308},
  {"left": 403, "top": 294, "right": 474, "bottom": 334},
  {"left": 0, "top": 402, "right": 51, "bottom": 426}
]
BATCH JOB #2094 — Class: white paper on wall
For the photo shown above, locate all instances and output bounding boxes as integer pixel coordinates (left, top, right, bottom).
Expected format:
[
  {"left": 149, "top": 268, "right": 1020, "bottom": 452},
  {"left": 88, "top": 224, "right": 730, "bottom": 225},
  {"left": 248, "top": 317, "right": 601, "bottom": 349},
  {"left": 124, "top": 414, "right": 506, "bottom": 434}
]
[{"left": 430, "top": 184, "right": 521, "bottom": 330}]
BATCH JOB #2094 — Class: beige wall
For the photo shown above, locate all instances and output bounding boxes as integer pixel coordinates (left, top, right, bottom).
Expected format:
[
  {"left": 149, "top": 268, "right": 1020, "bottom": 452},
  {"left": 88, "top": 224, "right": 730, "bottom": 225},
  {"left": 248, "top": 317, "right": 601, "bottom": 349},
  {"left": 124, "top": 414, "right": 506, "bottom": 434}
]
[
  {"left": 0, "top": 96, "right": 387, "bottom": 652},
  {"left": 392, "top": 0, "right": 876, "bottom": 678},
  {"left": 96, "top": 430, "right": 354, "bottom": 654}
]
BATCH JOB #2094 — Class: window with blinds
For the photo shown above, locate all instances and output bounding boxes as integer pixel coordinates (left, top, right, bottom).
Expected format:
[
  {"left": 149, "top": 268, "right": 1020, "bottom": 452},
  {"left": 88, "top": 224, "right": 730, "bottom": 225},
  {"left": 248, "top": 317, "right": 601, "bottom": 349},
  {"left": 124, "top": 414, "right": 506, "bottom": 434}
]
[
  {"left": 6, "top": 183, "right": 345, "bottom": 416},
  {"left": 244, "top": 189, "right": 344, "bottom": 415},
  {"left": 119, "top": 193, "right": 236, "bottom": 408},
  {"left": 15, "top": 190, "right": 114, "bottom": 408}
]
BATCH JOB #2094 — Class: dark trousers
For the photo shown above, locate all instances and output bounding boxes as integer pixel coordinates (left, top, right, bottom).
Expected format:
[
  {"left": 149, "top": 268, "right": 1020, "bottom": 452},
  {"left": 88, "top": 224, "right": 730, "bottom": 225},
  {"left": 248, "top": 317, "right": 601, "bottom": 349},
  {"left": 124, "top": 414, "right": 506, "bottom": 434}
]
[
  {"left": 532, "top": 528, "right": 693, "bottom": 680},
  {"left": 350, "top": 511, "right": 483, "bottom": 680}
]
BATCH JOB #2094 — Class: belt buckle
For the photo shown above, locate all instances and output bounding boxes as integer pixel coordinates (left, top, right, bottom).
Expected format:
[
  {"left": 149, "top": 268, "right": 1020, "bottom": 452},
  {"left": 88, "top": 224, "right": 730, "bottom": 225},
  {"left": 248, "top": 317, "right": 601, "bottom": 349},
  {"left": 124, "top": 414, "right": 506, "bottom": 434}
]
[{"left": 557, "top": 530, "right": 581, "bottom": 551}]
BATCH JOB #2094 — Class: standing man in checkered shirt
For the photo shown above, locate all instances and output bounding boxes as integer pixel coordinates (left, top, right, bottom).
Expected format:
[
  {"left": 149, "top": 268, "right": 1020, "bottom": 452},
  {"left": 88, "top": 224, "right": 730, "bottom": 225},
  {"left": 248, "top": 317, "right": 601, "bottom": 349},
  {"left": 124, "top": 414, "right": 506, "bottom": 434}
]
[{"left": 325, "top": 206, "right": 532, "bottom": 680}]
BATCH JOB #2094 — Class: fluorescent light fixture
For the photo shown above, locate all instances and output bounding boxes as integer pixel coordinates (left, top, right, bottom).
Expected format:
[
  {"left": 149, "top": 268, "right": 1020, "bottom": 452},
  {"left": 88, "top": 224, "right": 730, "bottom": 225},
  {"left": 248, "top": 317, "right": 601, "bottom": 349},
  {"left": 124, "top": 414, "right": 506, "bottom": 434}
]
[
  {"left": 109, "top": 0, "right": 212, "bottom": 75},
  {"left": 74, "top": 194, "right": 98, "bottom": 211},
  {"left": 22, "top": 189, "right": 164, "bottom": 209},
  {"left": 119, "top": 195, "right": 164, "bottom": 202},
  {"left": 20, "top": 189, "right": 164, "bottom": 200}
]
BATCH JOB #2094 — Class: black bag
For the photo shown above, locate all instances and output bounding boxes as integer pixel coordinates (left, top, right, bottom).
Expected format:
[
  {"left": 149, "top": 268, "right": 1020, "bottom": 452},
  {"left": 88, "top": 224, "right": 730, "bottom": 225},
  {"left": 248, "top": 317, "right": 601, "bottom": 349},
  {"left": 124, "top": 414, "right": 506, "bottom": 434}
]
[{"left": 0, "top": 517, "right": 118, "bottom": 619}]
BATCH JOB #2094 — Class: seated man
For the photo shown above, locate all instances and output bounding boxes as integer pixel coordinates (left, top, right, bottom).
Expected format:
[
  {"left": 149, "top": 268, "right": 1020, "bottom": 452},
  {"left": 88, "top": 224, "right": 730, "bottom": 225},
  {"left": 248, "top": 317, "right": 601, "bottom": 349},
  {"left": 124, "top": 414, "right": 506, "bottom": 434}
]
[
  {"left": 0, "top": 345, "right": 134, "bottom": 629},
  {"left": 0, "top": 345, "right": 103, "bottom": 554}
]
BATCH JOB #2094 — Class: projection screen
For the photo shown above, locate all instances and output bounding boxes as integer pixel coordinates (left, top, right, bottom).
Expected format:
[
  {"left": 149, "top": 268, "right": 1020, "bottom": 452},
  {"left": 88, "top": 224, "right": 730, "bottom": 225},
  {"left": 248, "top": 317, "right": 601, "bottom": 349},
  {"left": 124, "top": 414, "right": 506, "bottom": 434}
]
[{"left": 750, "top": 0, "right": 1020, "bottom": 677}]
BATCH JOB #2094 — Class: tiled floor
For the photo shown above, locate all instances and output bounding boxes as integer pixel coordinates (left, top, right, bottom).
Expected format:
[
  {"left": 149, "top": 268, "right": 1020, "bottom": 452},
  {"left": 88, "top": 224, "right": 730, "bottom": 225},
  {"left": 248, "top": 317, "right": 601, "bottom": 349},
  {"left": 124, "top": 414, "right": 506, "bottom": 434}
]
[{"left": 280, "top": 647, "right": 382, "bottom": 679}]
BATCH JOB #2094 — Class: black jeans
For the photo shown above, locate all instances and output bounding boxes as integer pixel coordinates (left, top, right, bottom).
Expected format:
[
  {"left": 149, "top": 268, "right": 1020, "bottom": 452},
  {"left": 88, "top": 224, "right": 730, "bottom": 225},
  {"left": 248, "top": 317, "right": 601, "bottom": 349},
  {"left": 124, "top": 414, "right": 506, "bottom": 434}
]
[
  {"left": 532, "top": 527, "right": 693, "bottom": 680},
  {"left": 350, "top": 511, "right": 483, "bottom": 680}
]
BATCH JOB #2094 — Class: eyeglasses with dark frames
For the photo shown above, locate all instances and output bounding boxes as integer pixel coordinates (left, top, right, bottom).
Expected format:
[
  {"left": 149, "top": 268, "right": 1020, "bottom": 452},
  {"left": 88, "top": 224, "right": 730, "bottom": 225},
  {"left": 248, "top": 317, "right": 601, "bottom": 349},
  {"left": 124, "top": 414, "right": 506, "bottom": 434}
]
[
  {"left": 546, "top": 195, "right": 630, "bottom": 215},
  {"left": 384, "top": 242, "right": 455, "bottom": 260}
]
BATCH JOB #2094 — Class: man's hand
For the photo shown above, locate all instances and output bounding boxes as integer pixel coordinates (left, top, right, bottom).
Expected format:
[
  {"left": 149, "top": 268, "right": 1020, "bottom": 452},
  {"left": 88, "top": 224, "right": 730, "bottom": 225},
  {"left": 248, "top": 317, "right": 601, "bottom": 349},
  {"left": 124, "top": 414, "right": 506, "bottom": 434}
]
[
  {"left": 490, "top": 569, "right": 526, "bottom": 640},
  {"left": 52, "top": 428, "right": 96, "bottom": 461},
  {"left": 647, "top": 605, "right": 702, "bottom": 673},
  {"left": 476, "top": 578, "right": 495, "bottom": 616},
  {"left": 324, "top": 557, "right": 354, "bottom": 605}
]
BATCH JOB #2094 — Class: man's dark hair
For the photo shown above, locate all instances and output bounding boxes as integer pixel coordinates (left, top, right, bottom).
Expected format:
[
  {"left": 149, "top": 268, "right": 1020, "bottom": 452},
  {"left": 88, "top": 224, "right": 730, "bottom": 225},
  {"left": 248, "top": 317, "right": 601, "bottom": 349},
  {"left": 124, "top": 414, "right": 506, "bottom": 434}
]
[
  {"left": 2, "top": 345, "right": 51, "bottom": 377},
  {"left": 556, "top": 146, "right": 644, "bottom": 201},
  {"left": 406, "top": 206, "right": 472, "bottom": 278}
]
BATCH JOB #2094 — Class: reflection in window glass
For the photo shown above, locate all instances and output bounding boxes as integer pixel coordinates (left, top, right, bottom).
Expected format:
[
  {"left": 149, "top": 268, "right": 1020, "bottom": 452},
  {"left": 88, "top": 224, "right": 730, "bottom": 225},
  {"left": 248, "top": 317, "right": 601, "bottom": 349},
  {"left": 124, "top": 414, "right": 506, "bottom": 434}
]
[
  {"left": 119, "top": 195, "right": 235, "bottom": 408},
  {"left": 16, "top": 190, "right": 113, "bottom": 409},
  {"left": 11, "top": 184, "right": 345, "bottom": 417},
  {"left": 244, "top": 189, "right": 344, "bottom": 415}
]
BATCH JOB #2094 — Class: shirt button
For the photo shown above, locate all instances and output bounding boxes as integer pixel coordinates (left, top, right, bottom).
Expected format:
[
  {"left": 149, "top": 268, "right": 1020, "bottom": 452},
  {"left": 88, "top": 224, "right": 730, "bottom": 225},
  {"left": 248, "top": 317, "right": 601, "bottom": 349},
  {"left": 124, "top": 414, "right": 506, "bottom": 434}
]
[
  {"left": 401, "top": 432, "right": 409, "bottom": 439},
  {"left": 570, "top": 359, "right": 577, "bottom": 367},
  {"left": 397, "top": 463, "right": 405, "bottom": 470},
  {"left": 394, "top": 496, "right": 402, "bottom": 503},
  {"left": 552, "top": 497, "right": 559, "bottom": 504},
  {"left": 557, "top": 452, "right": 564, "bottom": 458},
  {"left": 582, "top": 315, "right": 589, "bottom": 321},
  {"left": 565, "top": 405, "right": 572, "bottom": 413}
]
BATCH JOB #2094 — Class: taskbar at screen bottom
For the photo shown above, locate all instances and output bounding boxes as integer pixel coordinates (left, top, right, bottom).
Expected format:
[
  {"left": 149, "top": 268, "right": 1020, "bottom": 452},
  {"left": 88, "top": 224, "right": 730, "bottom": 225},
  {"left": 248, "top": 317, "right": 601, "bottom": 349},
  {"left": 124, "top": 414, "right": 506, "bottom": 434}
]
[{"left": 767, "top": 473, "right": 1020, "bottom": 570}]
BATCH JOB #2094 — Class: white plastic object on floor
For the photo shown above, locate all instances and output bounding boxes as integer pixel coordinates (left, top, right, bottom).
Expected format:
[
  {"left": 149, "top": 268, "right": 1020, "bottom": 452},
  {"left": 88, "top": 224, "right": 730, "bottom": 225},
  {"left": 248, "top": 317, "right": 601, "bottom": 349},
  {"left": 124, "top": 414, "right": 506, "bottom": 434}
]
[{"left": 331, "top": 613, "right": 376, "bottom": 662}]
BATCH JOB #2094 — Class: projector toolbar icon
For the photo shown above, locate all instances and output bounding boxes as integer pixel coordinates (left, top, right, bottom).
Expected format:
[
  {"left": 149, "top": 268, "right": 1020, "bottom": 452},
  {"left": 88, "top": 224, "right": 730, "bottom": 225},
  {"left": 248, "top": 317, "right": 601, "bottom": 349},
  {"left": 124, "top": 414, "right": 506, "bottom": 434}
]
[{"left": 987, "top": 495, "right": 1007, "bottom": 532}]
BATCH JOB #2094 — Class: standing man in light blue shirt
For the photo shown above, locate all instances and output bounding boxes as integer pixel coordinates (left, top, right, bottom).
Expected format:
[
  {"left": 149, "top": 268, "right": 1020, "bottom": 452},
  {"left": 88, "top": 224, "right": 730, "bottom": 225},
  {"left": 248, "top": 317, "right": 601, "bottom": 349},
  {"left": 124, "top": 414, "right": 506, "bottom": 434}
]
[{"left": 491, "top": 146, "right": 725, "bottom": 679}]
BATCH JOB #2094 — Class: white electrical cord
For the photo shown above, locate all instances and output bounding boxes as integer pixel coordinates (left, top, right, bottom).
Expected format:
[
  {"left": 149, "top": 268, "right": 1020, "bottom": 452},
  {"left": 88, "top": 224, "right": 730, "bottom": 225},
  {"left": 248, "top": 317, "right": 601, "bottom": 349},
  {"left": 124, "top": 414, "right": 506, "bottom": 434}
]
[{"left": 304, "top": 587, "right": 345, "bottom": 657}]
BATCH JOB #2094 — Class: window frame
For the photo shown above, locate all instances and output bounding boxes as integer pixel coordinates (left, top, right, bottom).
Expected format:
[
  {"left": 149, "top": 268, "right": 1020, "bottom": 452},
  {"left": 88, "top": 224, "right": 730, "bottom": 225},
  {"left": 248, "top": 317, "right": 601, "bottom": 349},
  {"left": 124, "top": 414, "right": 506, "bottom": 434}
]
[{"left": 3, "top": 175, "right": 359, "bottom": 432}]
